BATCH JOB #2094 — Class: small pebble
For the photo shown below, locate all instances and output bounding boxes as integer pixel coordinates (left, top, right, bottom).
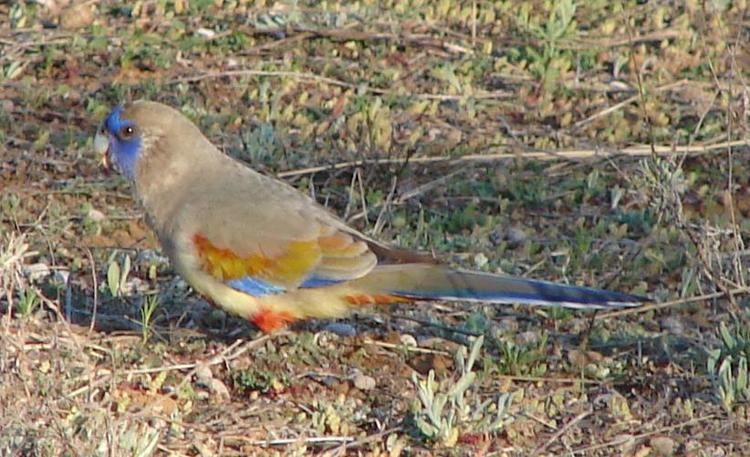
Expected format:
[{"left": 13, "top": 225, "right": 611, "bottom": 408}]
[
  {"left": 196, "top": 27, "right": 216, "bottom": 38},
  {"left": 324, "top": 322, "right": 357, "bottom": 337},
  {"left": 174, "top": 278, "right": 190, "bottom": 291},
  {"left": 613, "top": 434, "right": 636, "bottom": 453},
  {"left": 60, "top": 2, "right": 94, "bottom": 29},
  {"left": 204, "top": 308, "right": 227, "bottom": 328},
  {"left": 659, "top": 316, "right": 685, "bottom": 335},
  {"left": 494, "top": 318, "right": 519, "bottom": 334},
  {"left": 194, "top": 363, "right": 213, "bottom": 385},
  {"left": 87, "top": 208, "right": 106, "bottom": 222},
  {"left": 399, "top": 334, "right": 417, "bottom": 347},
  {"left": 24, "top": 263, "right": 51, "bottom": 281},
  {"left": 149, "top": 418, "right": 168, "bottom": 430},
  {"left": 209, "top": 379, "right": 231, "bottom": 401},
  {"left": 568, "top": 349, "right": 588, "bottom": 369},
  {"left": 196, "top": 390, "right": 210, "bottom": 401},
  {"left": 473, "top": 252, "right": 488, "bottom": 268},
  {"left": 161, "top": 385, "right": 176, "bottom": 395},
  {"left": 52, "top": 268, "right": 70, "bottom": 285},
  {"left": 316, "top": 331, "right": 334, "bottom": 348},
  {"left": 650, "top": 436, "right": 676, "bottom": 456},
  {"left": 136, "top": 249, "right": 170, "bottom": 268},
  {"left": 516, "top": 330, "right": 540, "bottom": 345},
  {"left": 505, "top": 226, "right": 528, "bottom": 247},
  {"left": 352, "top": 373, "right": 376, "bottom": 391},
  {"left": 120, "top": 276, "right": 149, "bottom": 295}
]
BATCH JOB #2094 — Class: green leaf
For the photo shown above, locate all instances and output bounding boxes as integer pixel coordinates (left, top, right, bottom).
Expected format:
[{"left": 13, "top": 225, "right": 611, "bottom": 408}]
[
  {"left": 121, "top": 254, "right": 132, "bottom": 290},
  {"left": 107, "top": 260, "right": 121, "bottom": 297}
]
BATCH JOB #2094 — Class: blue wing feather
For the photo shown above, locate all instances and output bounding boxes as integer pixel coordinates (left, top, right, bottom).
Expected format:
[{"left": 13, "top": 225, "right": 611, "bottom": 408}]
[
  {"left": 226, "top": 275, "right": 345, "bottom": 296},
  {"left": 227, "top": 277, "right": 287, "bottom": 297},
  {"left": 299, "top": 276, "right": 346, "bottom": 288}
]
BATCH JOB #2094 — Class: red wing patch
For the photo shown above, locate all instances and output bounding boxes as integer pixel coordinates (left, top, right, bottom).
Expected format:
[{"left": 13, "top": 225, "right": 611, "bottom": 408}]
[{"left": 250, "top": 308, "right": 296, "bottom": 333}]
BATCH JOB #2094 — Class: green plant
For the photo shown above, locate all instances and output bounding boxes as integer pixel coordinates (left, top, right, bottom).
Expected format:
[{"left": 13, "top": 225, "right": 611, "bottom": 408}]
[
  {"left": 0, "top": 233, "right": 37, "bottom": 314},
  {"left": 496, "top": 333, "right": 549, "bottom": 376},
  {"left": 232, "top": 368, "right": 288, "bottom": 394},
  {"left": 106, "top": 253, "right": 132, "bottom": 298},
  {"left": 94, "top": 422, "right": 160, "bottom": 457},
  {"left": 637, "top": 157, "right": 688, "bottom": 224},
  {"left": 140, "top": 294, "right": 161, "bottom": 343},
  {"left": 239, "top": 122, "right": 283, "bottom": 164},
  {"left": 16, "top": 288, "right": 39, "bottom": 318},
  {"left": 410, "top": 336, "right": 514, "bottom": 447},
  {"left": 516, "top": 0, "right": 579, "bottom": 91},
  {"left": 310, "top": 395, "right": 372, "bottom": 435},
  {"left": 707, "top": 320, "right": 750, "bottom": 411}
]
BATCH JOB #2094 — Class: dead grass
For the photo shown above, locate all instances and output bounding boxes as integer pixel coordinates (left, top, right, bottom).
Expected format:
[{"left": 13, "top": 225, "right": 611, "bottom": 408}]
[{"left": 1, "top": 0, "right": 750, "bottom": 456}]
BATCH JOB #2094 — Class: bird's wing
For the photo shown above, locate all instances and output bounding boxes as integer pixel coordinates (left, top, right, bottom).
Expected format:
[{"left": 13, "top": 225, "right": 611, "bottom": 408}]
[{"left": 181, "top": 166, "right": 378, "bottom": 297}]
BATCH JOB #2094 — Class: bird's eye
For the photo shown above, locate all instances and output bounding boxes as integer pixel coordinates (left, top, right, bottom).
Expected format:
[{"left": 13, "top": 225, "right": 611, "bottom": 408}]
[{"left": 119, "top": 125, "right": 135, "bottom": 139}]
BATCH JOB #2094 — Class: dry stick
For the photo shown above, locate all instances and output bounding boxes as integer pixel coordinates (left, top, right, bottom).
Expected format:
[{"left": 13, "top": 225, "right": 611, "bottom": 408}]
[
  {"left": 531, "top": 409, "right": 592, "bottom": 456},
  {"left": 85, "top": 248, "right": 98, "bottom": 337},
  {"left": 363, "top": 338, "right": 451, "bottom": 356},
  {"left": 522, "top": 412, "right": 558, "bottom": 430},
  {"left": 724, "top": 37, "right": 748, "bottom": 296},
  {"left": 356, "top": 167, "right": 369, "bottom": 226},
  {"left": 240, "top": 31, "right": 316, "bottom": 55},
  {"left": 371, "top": 175, "right": 398, "bottom": 236},
  {"left": 572, "top": 79, "right": 691, "bottom": 129},
  {"left": 176, "top": 334, "right": 274, "bottom": 388},
  {"left": 245, "top": 436, "right": 355, "bottom": 447},
  {"left": 243, "top": 26, "right": 476, "bottom": 55},
  {"left": 471, "top": 0, "right": 477, "bottom": 46},
  {"left": 327, "top": 426, "right": 402, "bottom": 456},
  {"left": 275, "top": 139, "right": 748, "bottom": 178},
  {"left": 587, "top": 28, "right": 686, "bottom": 48},
  {"left": 342, "top": 167, "right": 360, "bottom": 221},
  {"left": 495, "top": 374, "right": 604, "bottom": 385},
  {"left": 390, "top": 313, "right": 481, "bottom": 337},
  {"left": 595, "top": 287, "right": 750, "bottom": 320},
  {"left": 626, "top": 9, "right": 657, "bottom": 161},
  {"left": 395, "top": 169, "right": 465, "bottom": 204}
]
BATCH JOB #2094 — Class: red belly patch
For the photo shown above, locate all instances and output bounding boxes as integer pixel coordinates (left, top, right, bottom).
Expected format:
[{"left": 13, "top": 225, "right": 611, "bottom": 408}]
[{"left": 250, "top": 308, "right": 296, "bottom": 333}]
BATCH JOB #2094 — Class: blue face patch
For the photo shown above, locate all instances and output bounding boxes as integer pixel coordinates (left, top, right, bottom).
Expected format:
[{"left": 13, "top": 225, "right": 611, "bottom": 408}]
[{"left": 103, "top": 105, "right": 142, "bottom": 180}]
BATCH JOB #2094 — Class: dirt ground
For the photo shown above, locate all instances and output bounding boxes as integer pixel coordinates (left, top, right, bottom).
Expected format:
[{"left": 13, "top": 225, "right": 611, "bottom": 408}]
[{"left": 1, "top": 1, "right": 750, "bottom": 456}]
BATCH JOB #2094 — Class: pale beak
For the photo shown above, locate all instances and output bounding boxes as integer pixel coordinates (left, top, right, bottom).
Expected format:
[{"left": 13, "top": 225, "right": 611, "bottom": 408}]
[{"left": 94, "top": 128, "right": 111, "bottom": 169}]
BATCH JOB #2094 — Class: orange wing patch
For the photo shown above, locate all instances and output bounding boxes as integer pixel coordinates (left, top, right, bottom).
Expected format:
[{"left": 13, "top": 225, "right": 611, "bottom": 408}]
[
  {"left": 344, "top": 293, "right": 410, "bottom": 306},
  {"left": 192, "top": 234, "right": 320, "bottom": 285}
]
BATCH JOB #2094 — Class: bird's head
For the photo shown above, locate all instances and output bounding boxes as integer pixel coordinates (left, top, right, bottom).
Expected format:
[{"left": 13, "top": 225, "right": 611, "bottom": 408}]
[{"left": 94, "top": 101, "right": 199, "bottom": 181}]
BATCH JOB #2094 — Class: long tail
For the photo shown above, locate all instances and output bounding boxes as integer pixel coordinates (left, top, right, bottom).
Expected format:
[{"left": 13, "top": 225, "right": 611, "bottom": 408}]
[{"left": 349, "top": 264, "right": 646, "bottom": 310}]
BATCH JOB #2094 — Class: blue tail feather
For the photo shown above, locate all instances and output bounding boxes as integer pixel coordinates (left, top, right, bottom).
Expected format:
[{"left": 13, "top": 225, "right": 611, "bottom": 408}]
[{"left": 361, "top": 265, "right": 646, "bottom": 310}]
